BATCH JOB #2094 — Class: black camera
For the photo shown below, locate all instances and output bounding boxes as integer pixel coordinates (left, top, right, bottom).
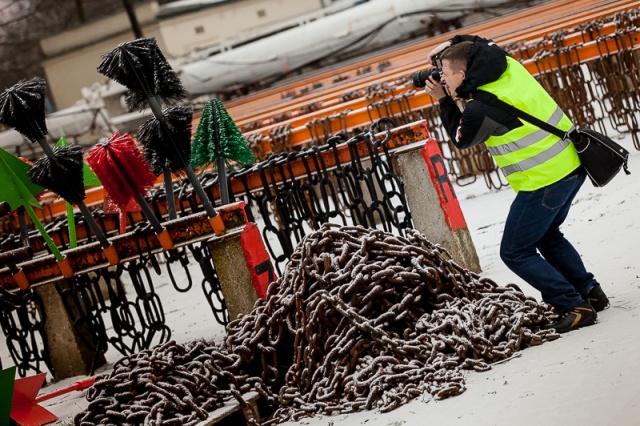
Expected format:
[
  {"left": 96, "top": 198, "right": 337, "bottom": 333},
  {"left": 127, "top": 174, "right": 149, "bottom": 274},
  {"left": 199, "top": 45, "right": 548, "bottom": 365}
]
[
  {"left": 411, "top": 51, "right": 443, "bottom": 88},
  {"left": 412, "top": 68, "right": 442, "bottom": 88}
]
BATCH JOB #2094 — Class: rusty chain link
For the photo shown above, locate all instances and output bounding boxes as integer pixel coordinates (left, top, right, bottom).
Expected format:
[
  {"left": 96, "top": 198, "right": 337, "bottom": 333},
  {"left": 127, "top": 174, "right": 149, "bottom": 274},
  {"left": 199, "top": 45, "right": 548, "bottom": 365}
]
[
  {"left": 268, "top": 124, "right": 294, "bottom": 154},
  {"left": 75, "top": 224, "right": 558, "bottom": 425},
  {"left": 305, "top": 110, "right": 351, "bottom": 146},
  {"left": 75, "top": 339, "right": 267, "bottom": 426},
  {"left": 229, "top": 224, "right": 558, "bottom": 422}
]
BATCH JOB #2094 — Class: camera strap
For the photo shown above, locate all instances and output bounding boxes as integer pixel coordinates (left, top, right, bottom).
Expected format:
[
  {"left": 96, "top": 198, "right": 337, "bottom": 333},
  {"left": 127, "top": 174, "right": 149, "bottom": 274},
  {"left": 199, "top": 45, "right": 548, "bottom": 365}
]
[{"left": 473, "top": 90, "right": 568, "bottom": 139}]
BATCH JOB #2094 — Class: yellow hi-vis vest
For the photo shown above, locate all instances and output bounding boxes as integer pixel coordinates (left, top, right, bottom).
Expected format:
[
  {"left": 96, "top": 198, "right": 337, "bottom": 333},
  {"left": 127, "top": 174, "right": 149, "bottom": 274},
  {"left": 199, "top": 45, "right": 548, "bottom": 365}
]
[{"left": 475, "top": 56, "right": 580, "bottom": 192}]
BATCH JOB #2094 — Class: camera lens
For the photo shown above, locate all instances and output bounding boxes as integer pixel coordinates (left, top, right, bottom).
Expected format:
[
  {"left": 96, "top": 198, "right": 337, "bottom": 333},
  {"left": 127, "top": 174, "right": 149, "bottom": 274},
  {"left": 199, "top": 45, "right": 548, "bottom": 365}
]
[{"left": 411, "top": 68, "right": 441, "bottom": 88}]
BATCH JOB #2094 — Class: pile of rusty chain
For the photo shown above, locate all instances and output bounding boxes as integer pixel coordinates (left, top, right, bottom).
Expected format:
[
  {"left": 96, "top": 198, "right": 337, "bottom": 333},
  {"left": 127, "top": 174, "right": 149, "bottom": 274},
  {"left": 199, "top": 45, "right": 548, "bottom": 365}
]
[
  {"left": 75, "top": 224, "right": 558, "bottom": 425},
  {"left": 74, "top": 340, "right": 270, "bottom": 426},
  {"left": 225, "top": 224, "right": 559, "bottom": 423}
]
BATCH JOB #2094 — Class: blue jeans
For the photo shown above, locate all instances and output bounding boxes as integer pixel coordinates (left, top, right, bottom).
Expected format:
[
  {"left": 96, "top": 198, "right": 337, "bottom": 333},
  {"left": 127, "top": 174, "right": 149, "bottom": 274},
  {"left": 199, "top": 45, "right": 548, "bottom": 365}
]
[{"left": 500, "top": 167, "right": 597, "bottom": 314}]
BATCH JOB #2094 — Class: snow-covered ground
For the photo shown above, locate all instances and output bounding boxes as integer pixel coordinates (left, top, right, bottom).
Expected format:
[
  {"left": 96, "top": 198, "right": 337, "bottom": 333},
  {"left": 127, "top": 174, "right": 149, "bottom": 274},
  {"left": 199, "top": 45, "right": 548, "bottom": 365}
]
[
  {"left": 276, "top": 133, "right": 640, "bottom": 426},
  {"left": 2, "top": 131, "right": 639, "bottom": 426}
]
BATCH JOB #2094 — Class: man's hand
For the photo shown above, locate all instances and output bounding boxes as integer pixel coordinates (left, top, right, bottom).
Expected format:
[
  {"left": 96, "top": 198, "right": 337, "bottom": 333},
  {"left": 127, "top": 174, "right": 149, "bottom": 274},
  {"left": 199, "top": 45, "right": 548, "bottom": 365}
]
[
  {"left": 427, "top": 40, "right": 452, "bottom": 62},
  {"left": 423, "top": 76, "right": 448, "bottom": 101}
]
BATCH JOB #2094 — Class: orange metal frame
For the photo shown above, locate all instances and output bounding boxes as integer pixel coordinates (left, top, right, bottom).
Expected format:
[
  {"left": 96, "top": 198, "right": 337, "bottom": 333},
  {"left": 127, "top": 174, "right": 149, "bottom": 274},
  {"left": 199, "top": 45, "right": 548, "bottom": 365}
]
[
  {"left": 0, "top": 122, "right": 431, "bottom": 290},
  {"left": 0, "top": 202, "right": 248, "bottom": 291},
  {"left": 3, "top": 0, "right": 639, "bottom": 290},
  {"left": 222, "top": 0, "right": 634, "bottom": 121},
  {"left": 29, "top": 0, "right": 639, "bottom": 222}
]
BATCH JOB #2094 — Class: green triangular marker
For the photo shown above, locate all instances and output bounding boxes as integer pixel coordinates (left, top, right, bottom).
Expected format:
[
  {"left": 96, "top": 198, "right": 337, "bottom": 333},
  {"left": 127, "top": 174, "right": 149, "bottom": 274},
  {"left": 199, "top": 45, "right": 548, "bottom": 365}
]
[
  {"left": 0, "top": 148, "right": 63, "bottom": 260},
  {"left": 0, "top": 149, "right": 44, "bottom": 210},
  {"left": 0, "top": 366, "right": 16, "bottom": 426}
]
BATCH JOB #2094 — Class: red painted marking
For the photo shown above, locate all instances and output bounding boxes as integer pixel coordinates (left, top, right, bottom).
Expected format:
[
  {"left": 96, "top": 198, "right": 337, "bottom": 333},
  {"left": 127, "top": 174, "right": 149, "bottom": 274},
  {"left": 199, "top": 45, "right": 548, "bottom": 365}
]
[
  {"left": 239, "top": 223, "right": 276, "bottom": 299},
  {"left": 420, "top": 139, "right": 467, "bottom": 231}
]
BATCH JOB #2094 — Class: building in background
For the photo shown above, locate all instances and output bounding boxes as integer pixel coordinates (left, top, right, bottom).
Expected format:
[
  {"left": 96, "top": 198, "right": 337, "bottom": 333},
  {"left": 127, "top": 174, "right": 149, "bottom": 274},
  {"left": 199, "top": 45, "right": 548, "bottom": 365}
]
[
  {"left": 1, "top": 0, "right": 512, "bottom": 158},
  {"left": 40, "top": 0, "right": 328, "bottom": 110}
]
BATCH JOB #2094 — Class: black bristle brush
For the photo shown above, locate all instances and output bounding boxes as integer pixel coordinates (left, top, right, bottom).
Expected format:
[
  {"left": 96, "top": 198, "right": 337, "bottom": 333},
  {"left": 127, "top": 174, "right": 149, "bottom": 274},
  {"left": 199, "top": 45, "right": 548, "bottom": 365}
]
[
  {"left": 0, "top": 78, "right": 47, "bottom": 144},
  {"left": 0, "top": 77, "right": 120, "bottom": 265},
  {"left": 98, "top": 38, "right": 225, "bottom": 233},
  {"left": 137, "top": 104, "right": 193, "bottom": 220},
  {"left": 97, "top": 37, "right": 187, "bottom": 112},
  {"left": 137, "top": 104, "right": 193, "bottom": 174},
  {"left": 28, "top": 144, "right": 86, "bottom": 205}
]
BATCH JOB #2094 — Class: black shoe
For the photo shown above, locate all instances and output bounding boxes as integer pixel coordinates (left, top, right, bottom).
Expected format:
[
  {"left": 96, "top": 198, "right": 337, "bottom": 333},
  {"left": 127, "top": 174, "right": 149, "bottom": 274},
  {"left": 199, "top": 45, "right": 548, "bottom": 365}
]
[
  {"left": 587, "top": 284, "right": 610, "bottom": 312},
  {"left": 543, "top": 301, "right": 597, "bottom": 334}
]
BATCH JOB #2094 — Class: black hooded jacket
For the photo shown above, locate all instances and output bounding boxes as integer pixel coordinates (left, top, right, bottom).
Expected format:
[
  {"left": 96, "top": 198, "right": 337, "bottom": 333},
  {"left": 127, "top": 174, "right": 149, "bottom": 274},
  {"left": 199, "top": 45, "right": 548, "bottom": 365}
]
[{"left": 438, "top": 35, "right": 524, "bottom": 150}]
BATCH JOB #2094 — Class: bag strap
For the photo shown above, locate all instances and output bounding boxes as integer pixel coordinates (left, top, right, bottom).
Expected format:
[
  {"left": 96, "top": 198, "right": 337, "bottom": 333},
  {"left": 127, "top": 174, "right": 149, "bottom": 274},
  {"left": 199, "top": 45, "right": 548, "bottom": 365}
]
[
  {"left": 475, "top": 91, "right": 631, "bottom": 178},
  {"left": 473, "top": 90, "right": 568, "bottom": 139}
]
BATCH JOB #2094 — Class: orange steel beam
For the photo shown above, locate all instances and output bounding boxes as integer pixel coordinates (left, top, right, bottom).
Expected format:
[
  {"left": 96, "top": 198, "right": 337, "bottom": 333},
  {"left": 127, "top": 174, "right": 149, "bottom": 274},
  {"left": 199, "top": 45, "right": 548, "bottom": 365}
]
[
  {"left": 222, "top": 0, "right": 629, "bottom": 119},
  {"left": 0, "top": 247, "right": 32, "bottom": 269},
  {"left": 237, "top": 28, "right": 640, "bottom": 149},
  {"left": 0, "top": 202, "right": 248, "bottom": 291},
  {"left": 1, "top": 122, "right": 430, "bottom": 289},
  {"left": 25, "top": 174, "right": 229, "bottom": 246},
  {"left": 246, "top": 93, "right": 435, "bottom": 152},
  {"left": 9, "top": 2, "right": 638, "bottom": 222},
  {"left": 228, "top": 120, "right": 432, "bottom": 196},
  {"left": 7, "top": 120, "right": 430, "bottom": 238},
  {"left": 17, "top": 210, "right": 158, "bottom": 254},
  {"left": 27, "top": 24, "right": 640, "bottom": 222},
  {"left": 227, "top": 0, "right": 639, "bottom": 127},
  {"left": 248, "top": 30, "right": 640, "bottom": 153},
  {"left": 523, "top": 31, "right": 640, "bottom": 70}
]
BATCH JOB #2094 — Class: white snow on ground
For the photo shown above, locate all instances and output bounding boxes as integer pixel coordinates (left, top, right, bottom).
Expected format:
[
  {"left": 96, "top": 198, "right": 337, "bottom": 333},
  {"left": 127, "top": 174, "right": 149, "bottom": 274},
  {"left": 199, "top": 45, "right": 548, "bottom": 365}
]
[{"left": 2, "top": 132, "right": 639, "bottom": 426}]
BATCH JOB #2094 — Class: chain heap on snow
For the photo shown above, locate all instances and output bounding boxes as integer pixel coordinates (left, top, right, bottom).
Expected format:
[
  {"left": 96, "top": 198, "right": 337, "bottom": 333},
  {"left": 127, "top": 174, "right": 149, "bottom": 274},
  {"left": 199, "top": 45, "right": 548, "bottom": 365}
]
[
  {"left": 76, "top": 224, "right": 559, "bottom": 425},
  {"left": 74, "top": 340, "right": 268, "bottom": 426}
]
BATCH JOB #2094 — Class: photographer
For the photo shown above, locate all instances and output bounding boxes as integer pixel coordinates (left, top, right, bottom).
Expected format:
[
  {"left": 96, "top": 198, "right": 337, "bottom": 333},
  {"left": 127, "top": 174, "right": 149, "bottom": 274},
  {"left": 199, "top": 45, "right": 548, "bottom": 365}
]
[{"left": 421, "top": 35, "right": 609, "bottom": 333}]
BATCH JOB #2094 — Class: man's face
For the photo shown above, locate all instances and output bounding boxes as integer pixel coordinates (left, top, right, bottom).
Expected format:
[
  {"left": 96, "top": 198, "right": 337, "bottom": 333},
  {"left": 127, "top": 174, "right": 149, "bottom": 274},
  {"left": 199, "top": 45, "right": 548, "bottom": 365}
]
[{"left": 440, "top": 59, "right": 465, "bottom": 98}]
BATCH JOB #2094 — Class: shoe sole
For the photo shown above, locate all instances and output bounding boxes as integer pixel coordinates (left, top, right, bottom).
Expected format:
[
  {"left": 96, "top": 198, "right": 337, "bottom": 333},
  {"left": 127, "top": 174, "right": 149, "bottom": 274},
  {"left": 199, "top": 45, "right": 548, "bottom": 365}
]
[{"left": 554, "top": 317, "right": 598, "bottom": 334}]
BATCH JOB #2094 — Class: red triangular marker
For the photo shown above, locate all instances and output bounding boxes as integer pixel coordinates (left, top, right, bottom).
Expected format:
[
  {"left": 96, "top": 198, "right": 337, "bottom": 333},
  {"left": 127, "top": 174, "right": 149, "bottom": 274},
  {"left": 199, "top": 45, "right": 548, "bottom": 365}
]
[{"left": 10, "top": 373, "right": 58, "bottom": 426}]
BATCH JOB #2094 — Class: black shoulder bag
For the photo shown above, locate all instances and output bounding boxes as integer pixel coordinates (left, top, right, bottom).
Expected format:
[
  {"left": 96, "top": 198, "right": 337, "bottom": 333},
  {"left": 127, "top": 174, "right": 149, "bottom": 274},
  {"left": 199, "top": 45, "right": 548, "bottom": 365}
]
[{"left": 473, "top": 90, "right": 630, "bottom": 187}]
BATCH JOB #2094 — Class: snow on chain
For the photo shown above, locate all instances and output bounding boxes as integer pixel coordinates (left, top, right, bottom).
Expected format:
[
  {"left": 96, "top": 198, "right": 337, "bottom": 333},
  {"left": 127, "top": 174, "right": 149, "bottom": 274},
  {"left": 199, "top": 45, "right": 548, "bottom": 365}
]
[{"left": 75, "top": 223, "right": 559, "bottom": 426}]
